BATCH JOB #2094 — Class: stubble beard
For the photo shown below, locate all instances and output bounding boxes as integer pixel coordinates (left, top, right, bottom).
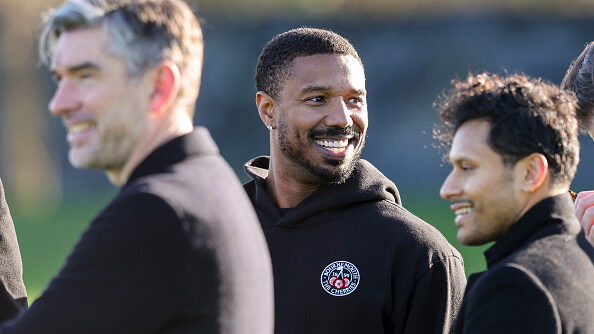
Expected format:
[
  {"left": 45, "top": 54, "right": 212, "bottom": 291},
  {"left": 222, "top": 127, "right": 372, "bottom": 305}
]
[
  {"left": 69, "top": 111, "right": 145, "bottom": 173},
  {"left": 277, "top": 118, "right": 364, "bottom": 185}
]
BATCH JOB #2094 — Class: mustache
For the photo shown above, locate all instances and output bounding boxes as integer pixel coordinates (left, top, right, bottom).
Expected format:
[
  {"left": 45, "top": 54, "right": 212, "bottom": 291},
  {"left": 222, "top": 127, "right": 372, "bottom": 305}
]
[{"left": 309, "top": 126, "right": 361, "bottom": 140}]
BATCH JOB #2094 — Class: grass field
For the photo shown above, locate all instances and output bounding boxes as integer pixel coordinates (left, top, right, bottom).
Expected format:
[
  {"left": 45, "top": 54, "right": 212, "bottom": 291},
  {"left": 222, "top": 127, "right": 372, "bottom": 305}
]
[{"left": 11, "top": 190, "right": 488, "bottom": 304}]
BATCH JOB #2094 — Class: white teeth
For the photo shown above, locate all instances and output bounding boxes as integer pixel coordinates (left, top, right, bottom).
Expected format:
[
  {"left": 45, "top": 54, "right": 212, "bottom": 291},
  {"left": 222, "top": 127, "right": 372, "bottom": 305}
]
[
  {"left": 454, "top": 207, "right": 472, "bottom": 216},
  {"left": 68, "top": 122, "right": 93, "bottom": 134},
  {"left": 315, "top": 139, "right": 349, "bottom": 148}
]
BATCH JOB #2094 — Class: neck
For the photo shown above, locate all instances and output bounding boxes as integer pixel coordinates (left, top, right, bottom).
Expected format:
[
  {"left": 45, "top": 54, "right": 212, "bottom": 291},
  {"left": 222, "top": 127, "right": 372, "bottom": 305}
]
[
  {"left": 515, "top": 181, "right": 568, "bottom": 223},
  {"left": 266, "top": 153, "right": 321, "bottom": 209},
  {"left": 107, "top": 110, "right": 193, "bottom": 186}
]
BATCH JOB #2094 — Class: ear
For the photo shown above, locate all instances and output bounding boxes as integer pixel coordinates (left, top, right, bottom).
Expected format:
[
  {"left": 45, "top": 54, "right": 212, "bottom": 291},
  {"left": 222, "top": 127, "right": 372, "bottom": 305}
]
[
  {"left": 256, "top": 91, "right": 276, "bottom": 129},
  {"left": 518, "top": 153, "right": 548, "bottom": 193},
  {"left": 149, "top": 60, "right": 180, "bottom": 114}
]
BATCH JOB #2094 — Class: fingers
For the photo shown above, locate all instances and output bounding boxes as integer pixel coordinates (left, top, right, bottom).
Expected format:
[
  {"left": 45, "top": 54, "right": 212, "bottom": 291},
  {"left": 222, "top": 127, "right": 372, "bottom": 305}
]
[
  {"left": 574, "top": 191, "right": 594, "bottom": 220},
  {"left": 574, "top": 191, "right": 594, "bottom": 243},
  {"left": 584, "top": 205, "right": 594, "bottom": 239}
]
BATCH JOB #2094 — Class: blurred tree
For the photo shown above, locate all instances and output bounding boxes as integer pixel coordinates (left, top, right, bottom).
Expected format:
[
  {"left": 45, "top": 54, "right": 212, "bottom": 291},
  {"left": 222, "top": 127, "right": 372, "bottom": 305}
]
[{"left": 0, "top": 1, "right": 63, "bottom": 216}]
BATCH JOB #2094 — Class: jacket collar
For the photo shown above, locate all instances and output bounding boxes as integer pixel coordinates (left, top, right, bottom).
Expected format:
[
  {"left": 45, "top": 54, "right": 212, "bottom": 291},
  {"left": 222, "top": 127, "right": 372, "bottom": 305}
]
[
  {"left": 484, "top": 193, "right": 581, "bottom": 267},
  {"left": 125, "top": 126, "right": 219, "bottom": 187}
]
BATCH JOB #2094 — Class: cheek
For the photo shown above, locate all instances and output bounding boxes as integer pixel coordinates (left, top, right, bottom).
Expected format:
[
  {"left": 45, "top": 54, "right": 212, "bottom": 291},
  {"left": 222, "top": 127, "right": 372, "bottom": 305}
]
[
  {"left": 353, "top": 110, "right": 368, "bottom": 132},
  {"left": 84, "top": 85, "right": 127, "bottom": 115}
]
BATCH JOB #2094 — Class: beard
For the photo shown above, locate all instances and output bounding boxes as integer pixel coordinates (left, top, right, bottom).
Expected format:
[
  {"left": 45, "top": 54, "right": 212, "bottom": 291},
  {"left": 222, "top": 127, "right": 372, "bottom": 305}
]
[{"left": 277, "top": 119, "right": 364, "bottom": 185}]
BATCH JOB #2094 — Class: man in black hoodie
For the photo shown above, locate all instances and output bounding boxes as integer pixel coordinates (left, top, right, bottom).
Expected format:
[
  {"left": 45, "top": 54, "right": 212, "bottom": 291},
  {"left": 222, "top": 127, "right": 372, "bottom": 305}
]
[
  {"left": 436, "top": 72, "right": 594, "bottom": 333},
  {"left": 244, "top": 27, "right": 466, "bottom": 334}
]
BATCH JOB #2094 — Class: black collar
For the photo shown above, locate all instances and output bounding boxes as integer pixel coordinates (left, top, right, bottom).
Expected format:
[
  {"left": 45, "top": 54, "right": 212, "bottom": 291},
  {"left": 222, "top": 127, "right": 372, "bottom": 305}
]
[
  {"left": 484, "top": 193, "right": 581, "bottom": 267},
  {"left": 125, "top": 127, "right": 219, "bottom": 187}
]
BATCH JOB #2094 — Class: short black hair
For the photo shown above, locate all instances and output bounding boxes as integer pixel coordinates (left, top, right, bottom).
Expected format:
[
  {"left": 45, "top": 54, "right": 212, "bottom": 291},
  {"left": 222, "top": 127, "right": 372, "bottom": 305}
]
[
  {"left": 561, "top": 41, "right": 594, "bottom": 132},
  {"left": 255, "top": 27, "right": 362, "bottom": 100},
  {"left": 434, "top": 72, "right": 580, "bottom": 185}
]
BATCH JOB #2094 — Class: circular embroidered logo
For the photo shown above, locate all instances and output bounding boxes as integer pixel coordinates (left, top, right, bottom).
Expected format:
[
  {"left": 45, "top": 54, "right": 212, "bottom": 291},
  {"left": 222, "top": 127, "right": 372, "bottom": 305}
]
[{"left": 320, "top": 260, "right": 360, "bottom": 296}]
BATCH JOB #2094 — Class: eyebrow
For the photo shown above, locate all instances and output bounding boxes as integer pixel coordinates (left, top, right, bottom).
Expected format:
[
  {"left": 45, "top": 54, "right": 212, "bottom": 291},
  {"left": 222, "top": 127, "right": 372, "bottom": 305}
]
[
  {"left": 449, "top": 156, "right": 475, "bottom": 165},
  {"left": 51, "top": 62, "right": 100, "bottom": 79},
  {"left": 300, "top": 85, "right": 330, "bottom": 94},
  {"left": 300, "top": 85, "right": 367, "bottom": 96}
]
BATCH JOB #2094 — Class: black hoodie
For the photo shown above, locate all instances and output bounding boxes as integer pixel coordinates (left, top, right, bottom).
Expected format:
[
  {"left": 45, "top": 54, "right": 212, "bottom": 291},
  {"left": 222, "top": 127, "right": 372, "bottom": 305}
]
[{"left": 244, "top": 156, "right": 466, "bottom": 334}]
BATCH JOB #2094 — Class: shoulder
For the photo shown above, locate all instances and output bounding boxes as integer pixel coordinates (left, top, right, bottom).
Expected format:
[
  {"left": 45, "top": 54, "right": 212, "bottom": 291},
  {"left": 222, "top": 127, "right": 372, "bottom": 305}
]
[
  {"left": 363, "top": 200, "right": 462, "bottom": 259},
  {"left": 90, "top": 190, "right": 182, "bottom": 246},
  {"left": 125, "top": 156, "right": 254, "bottom": 221},
  {"left": 513, "top": 233, "right": 592, "bottom": 267},
  {"left": 462, "top": 263, "right": 560, "bottom": 332},
  {"left": 345, "top": 199, "right": 464, "bottom": 283},
  {"left": 473, "top": 263, "right": 554, "bottom": 298}
]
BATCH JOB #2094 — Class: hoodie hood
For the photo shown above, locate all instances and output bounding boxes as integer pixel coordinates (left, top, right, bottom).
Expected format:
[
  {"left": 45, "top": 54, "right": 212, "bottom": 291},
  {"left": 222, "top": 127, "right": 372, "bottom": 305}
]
[{"left": 244, "top": 156, "right": 401, "bottom": 228}]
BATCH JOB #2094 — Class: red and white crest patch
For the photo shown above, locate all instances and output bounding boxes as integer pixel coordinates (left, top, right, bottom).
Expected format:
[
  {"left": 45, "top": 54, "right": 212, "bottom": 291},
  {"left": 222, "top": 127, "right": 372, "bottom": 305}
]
[{"left": 320, "top": 260, "right": 360, "bottom": 296}]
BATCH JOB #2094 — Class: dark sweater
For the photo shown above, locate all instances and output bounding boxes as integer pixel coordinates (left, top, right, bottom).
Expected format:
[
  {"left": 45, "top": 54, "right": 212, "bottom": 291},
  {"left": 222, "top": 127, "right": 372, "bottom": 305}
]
[
  {"left": 244, "top": 156, "right": 466, "bottom": 334},
  {"left": 0, "top": 128, "right": 274, "bottom": 333},
  {"left": 0, "top": 179, "right": 27, "bottom": 320},
  {"left": 454, "top": 194, "right": 594, "bottom": 333}
]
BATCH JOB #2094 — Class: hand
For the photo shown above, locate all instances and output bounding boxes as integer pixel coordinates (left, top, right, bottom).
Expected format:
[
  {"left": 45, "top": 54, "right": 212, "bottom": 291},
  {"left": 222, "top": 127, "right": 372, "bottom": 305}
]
[{"left": 574, "top": 190, "right": 594, "bottom": 246}]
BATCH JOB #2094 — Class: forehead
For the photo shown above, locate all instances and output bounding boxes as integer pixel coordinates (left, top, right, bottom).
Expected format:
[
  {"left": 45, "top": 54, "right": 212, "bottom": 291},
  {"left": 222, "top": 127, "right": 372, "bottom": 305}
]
[
  {"left": 51, "top": 26, "right": 113, "bottom": 70},
  {"left": 450, "top": 119, "right": 501, "bottom": 163},
  {"left": 283, "top": 54, "right": 366, "bottom": 93}
]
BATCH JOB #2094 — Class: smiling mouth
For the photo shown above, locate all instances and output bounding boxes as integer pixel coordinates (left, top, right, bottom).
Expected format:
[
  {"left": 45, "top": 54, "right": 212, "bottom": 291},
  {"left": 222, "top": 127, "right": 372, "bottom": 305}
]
[
  {"left": 68, "top": 122, "right": 94, "bottom": 134},
  {"left": 454, "top": 207, "right": 472, "bottom": 216},
  {"left": 314, "top": 139, "right": 350, "bottom": 153},
  {"left": 451, "top": 201, "right": 473, "bottom": 224}
]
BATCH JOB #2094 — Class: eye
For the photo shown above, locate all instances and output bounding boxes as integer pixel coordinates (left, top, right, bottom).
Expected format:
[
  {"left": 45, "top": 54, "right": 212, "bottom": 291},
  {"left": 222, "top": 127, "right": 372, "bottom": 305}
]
[
  {"left": 78, "top": 72, "right": 94, "bottom": 80},
  {"left": 307, "top": 96, "right": 326, "bottom": 103},
  {"left": 460, "top": 163, "right": 475, "bottom": 172},
  {"left": 347, "top": 97, "right": 364, "bottom": 108}
]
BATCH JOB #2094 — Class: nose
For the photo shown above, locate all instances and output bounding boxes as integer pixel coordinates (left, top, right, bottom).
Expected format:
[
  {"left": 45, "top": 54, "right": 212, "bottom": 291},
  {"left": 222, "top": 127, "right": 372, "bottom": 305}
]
[
  {"left": 440, "top": 171, "right": 462, "bottom": 200},
  {"left": 48, "top": 80, "right": 79, "bottom": 117},
  {"left": 325, "top": 98, "right": 353, "bottom": 128}
]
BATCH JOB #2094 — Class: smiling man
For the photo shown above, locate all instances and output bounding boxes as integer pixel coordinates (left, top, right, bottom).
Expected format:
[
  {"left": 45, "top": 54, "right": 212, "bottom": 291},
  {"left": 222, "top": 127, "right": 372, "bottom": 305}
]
[
  {"left": 436, "top": 72, "right": 594, "bottom": 333},
  {"left": 0, "top": 0, "right": 274, "bottom": 332},
  {"left": 244, "top": 27, "right": 466, "bottom": 334}
]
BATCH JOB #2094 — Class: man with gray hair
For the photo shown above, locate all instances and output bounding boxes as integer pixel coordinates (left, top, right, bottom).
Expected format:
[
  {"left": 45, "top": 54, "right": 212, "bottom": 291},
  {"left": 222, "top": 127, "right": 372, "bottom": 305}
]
[
  {"left": 561, "top": 42, "right": 594, "bottom": 246},
  {"left": 0, "top": 0, "right": 274, "bottom": 332}
]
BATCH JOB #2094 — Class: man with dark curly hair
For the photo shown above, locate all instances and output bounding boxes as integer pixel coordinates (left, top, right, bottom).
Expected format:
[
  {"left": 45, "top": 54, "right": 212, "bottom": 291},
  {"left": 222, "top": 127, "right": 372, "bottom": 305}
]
[
  {"left": 244, "top": 27, "right": 466, "bottom": 334},
  {"left": 561, "top": 42, "right": 594, "bottom": 246},
  {"left": 436, "top": 72, "right": 594, "bottom": 333}
]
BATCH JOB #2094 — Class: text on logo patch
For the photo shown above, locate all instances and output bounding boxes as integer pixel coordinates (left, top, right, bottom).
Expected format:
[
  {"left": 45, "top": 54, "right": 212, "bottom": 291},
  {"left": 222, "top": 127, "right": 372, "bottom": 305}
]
[{"left": 320, "top": 260, "right": 360, "bottom": 296}]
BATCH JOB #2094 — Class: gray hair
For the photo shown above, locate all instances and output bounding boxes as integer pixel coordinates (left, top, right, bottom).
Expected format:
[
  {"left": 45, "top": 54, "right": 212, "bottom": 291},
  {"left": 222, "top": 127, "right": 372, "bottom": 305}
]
[
  {"left": 561, "top": 42, "right": 594, "bottom": 132},
  {"left": 39, "top": 0, "right": 203, "bottom": 115}
]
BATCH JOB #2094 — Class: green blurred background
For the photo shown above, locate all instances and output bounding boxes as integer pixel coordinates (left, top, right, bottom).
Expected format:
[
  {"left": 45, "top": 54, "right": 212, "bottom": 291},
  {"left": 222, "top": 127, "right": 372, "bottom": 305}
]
[{"left": 0, "top": 0, "right": 593, "bottom": 303}]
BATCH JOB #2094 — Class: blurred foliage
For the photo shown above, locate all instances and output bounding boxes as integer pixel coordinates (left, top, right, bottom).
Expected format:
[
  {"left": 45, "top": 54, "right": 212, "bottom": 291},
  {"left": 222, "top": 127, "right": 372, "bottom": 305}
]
[
  {"left": 188, "top": 0, "right": 594, "bottom": 20},
  {"left": 2, "top": 0, "right": 594, "bottom": 20}
]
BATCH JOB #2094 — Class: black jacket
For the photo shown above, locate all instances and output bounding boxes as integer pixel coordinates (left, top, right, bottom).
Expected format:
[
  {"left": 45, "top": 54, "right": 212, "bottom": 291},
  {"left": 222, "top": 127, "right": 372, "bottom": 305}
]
[
  {"left": 0, "top": 179, "right": 27, "bottom": 320},
  {"left": 454, "top": 194, "right": 594, "bottom": 333},
  {"left": 0, "top": 128, "right": 274, "bottom": 333},
  {"left": 244, "top": 156, "right": 466, "bottom": 334}
]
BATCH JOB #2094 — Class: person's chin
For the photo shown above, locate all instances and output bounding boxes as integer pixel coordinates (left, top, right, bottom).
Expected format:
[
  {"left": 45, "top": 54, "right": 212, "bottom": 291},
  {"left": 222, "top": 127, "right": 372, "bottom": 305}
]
[{"left": 69, "top": 148, "right": 96, "bottom": 170}]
